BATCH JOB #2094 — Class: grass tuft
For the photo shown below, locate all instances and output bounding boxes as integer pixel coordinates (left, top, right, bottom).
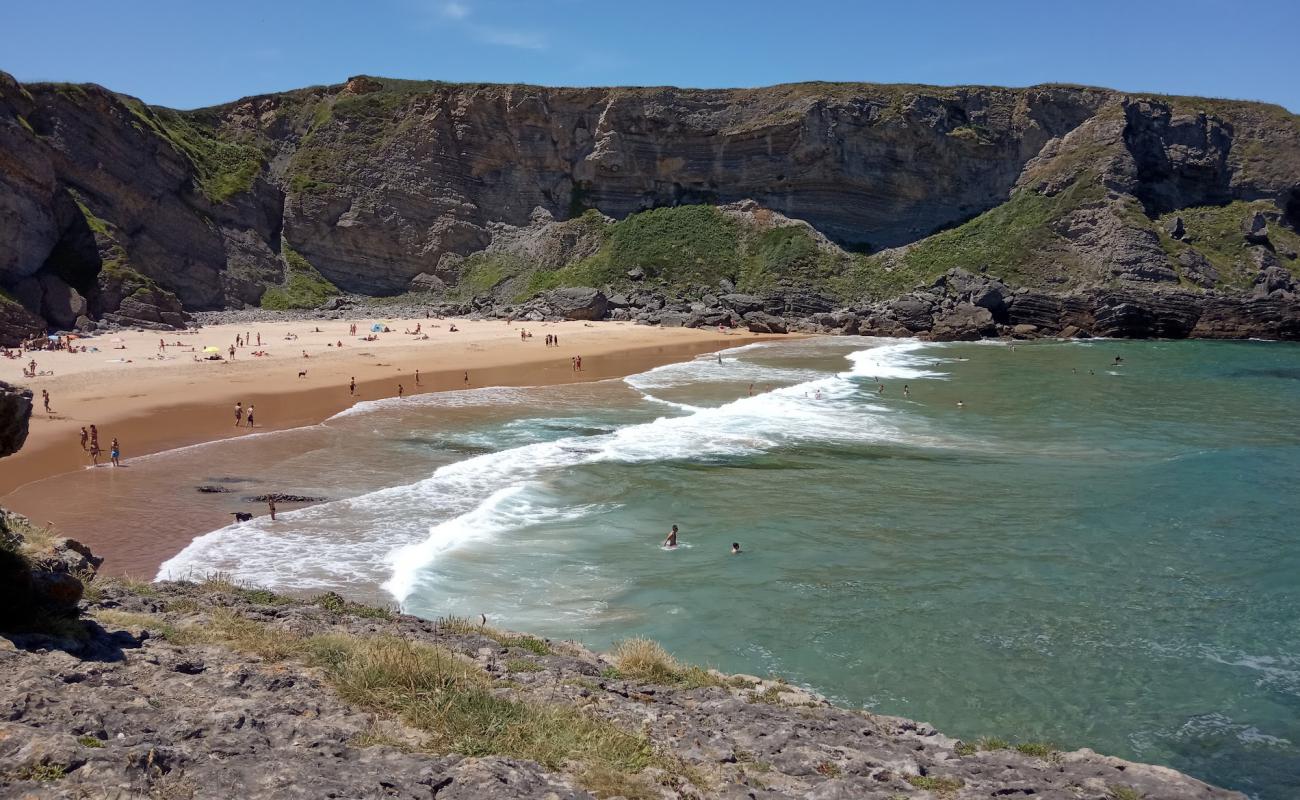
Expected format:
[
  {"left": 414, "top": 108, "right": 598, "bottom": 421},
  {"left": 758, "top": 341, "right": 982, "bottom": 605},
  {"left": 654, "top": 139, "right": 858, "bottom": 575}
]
[{"left": 906, "top": 774, "right": 964, "bottom": 795}]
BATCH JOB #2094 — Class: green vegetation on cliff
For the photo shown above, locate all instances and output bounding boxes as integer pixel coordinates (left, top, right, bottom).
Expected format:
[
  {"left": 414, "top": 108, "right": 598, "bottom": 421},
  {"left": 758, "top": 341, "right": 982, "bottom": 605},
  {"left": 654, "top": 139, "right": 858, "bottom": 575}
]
[
  {"left": 1156, "top": 201, "right": 1300, "bottom": 289},
  {"left": 519, "top": 206, "right": 861, "bottom": 299},
  {"left": 121, "top": 99, "right": 262, "bottom": 203},
  {"left": 260, "top": 245, "right": 339, "bottom": 309}
]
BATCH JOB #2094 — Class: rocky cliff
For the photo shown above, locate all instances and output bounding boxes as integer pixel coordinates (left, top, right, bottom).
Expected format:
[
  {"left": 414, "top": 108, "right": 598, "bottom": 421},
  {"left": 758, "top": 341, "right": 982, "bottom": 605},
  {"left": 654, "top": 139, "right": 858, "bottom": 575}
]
[
  {"left": 0, "top": 578, "right": 1245, "bottom": 799},
  {"left": 2, "top": 71, "right": 1299, "bottom": 342}
]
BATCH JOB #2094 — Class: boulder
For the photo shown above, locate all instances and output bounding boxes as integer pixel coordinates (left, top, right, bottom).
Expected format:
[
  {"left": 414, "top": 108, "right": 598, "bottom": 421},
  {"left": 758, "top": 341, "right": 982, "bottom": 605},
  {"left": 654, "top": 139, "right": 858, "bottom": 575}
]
[
  {"left": 654, "top": 311, "right": 691, "bottom": 328},
  {"left": 718, "top": 293, "right": 765, "bottom": 314},
  {"left": 743, "top": 311, "right": 788, "bottom": 334},
  {"left": 1243, "top": 211, "right": 1270, "bottom": 245},
  {"left": 885, "top": 297, "right": 936, "bottom": 331},
  {"left": 0, "top": 381, "right": 33, "bottom": 457},
  {"left": 539, "top": 287, "right": 608, "bottom": 320},
  {"left": 29, "top": 537, "right": 103, "bottom": 578},
  {"left": 927, "top": 303, "right": 996, "bottom": 341},
  {"left": 36, "top": 273, "right": 88, "bottom": 330},
  {"left": 408, "top": 272, "right": 447, "bottom": 294},
  {"left": 0, "top": 297, "right": 47, "bottom": 346}
]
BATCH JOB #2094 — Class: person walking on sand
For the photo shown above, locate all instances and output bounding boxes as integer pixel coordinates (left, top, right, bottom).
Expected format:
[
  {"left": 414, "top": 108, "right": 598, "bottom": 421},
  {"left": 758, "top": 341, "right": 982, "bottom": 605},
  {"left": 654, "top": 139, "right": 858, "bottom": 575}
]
[
  {"left": 268, "top": 496, "right": 277, "bottom": 521},
  {"left": 398, "top": 383, "right": 404, "bottom": 399},
  {"left": 464, "top": 370, "right": 469, "bottom": 384},
  {"left": 245, "top": 404, "right": 255, "bottom": 428},
  {"left": 234, "top": 402, "right": 243, "bottom": 426},
  {"left": 110, "top": 437, "right": 120, "bottom": 467},
  {"left": 89, "top": 425, "right": 99, "bottom": 451},
  {"left": 41, "top": 389, "right": 50, "bottom": 415},
  {"left": 89, "top": 440, "right": 101, "bottom": 466},
  {"left": 415, "top": 369, "right": 421, "bottom": 386},
  {"left": 575, "top": 355, "right": 582, "bottom": 371},
  {"left": 663, "top": 524, "right": 679, "bottom": 548},
  {"left": 349, "top": 376, "right": 356, "bottom": 396},
  {"left": 79, "top": 427, "right": 89, "bottom": 451}
]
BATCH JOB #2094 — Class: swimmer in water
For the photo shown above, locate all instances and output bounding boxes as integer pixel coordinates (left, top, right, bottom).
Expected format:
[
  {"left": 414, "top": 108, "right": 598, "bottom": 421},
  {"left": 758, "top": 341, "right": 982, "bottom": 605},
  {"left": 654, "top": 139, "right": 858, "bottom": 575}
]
[
  {"left": 957, "top": 400, "right": 965, "bottom": 408},
  {"left": 731, "top": 542, "right": 742, "bottom": 555},
  {"left": 663, "top": 524, "right": 679, "bottom": 548},
  {"left": 903, "top": 384, "right": 910, "bottom": 398}
]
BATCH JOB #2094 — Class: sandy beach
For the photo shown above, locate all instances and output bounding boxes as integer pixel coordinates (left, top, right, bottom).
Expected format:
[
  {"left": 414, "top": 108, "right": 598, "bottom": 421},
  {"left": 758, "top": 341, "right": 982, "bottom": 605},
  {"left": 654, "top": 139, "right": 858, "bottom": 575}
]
[{"left": 0, "top": 317, "right": 776, "bottom": 573}]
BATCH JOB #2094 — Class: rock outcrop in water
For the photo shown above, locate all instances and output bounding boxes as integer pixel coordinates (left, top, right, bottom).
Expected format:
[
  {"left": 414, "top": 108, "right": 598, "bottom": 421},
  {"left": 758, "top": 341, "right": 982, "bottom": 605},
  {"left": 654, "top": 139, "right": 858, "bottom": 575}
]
[
  {"left": 2, "top": 70, "right": 1299, "bottom": 342},
  {"left": 0, "top": 578, "right": 1245, "bottom": 799}
]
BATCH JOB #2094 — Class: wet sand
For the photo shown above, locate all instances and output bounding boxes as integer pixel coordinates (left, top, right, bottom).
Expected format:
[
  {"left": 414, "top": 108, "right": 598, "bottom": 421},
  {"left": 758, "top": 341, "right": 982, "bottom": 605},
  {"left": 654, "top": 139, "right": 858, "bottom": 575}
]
[{"left": 0, "top": 318, "right": 777, "bottom": 576}]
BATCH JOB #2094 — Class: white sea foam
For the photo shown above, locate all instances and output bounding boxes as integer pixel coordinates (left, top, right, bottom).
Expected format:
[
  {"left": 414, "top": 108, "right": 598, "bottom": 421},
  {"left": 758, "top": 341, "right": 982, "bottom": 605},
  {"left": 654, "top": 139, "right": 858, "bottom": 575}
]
[
  {"left": 326, "top": 385, "right": 540, "bottom": 420},
  {"left": 841, "top": 339, "right": 950, "bottom": 381},
  {"left": 160, "top": 340, "right": 946, "bottom": 602}
]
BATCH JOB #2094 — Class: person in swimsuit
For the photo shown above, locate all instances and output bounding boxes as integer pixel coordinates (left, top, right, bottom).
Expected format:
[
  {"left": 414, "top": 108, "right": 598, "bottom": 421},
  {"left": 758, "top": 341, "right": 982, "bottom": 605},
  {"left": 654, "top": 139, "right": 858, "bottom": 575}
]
[
  {"left": 268, "top": 496, "right": 277, "bottom": 521},
  {"left": 663, "top": 524, "right": 679, "bottom": 548},
  {"left": 731, "top": 542, "right": 742, "bottom": 554},
  {"left": 110, "top": 438, "right": 121, "bottom": 467},
  {"left": 79, "top": 427, "right": 89, "bottom": 451},
  {"left": 235, "top": 402, "right": 243, "bottom": 426},
  {"left": 350, "top": 377, "right": 356, "bottom": 396},
  {"left": 245, "top": 405, "right": 255, "bottom": 428}
]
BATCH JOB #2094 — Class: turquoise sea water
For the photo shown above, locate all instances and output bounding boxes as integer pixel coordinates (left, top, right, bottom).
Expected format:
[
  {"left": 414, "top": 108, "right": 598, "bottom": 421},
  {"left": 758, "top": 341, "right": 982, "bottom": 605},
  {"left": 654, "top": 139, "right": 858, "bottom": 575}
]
[{"left": 157, "top": 337, "right": 1300, "bottom": 799}]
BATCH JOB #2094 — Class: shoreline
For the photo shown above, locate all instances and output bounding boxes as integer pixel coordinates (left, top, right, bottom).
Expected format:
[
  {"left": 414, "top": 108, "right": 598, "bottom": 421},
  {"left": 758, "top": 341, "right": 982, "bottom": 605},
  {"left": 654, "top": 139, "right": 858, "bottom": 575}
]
[{"left": 0, "top": 318, "right": 783, "bottom": 576}]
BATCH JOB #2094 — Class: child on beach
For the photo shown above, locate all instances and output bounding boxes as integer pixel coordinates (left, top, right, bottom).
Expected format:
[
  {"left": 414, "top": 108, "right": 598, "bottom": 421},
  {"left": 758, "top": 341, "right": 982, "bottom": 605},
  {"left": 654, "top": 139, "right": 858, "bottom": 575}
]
[{"left": 110, "top": 438, "right": 120, "bottom": 467}]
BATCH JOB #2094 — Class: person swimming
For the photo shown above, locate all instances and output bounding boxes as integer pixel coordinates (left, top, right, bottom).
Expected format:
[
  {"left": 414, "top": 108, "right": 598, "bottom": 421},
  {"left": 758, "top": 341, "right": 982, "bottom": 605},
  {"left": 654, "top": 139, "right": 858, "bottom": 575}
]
[
  {"left": 731, "top": 542, "right": 742, "bottom": 554},
  {"left": 663, "top": 524, "right": 679, "bottom": 548}
]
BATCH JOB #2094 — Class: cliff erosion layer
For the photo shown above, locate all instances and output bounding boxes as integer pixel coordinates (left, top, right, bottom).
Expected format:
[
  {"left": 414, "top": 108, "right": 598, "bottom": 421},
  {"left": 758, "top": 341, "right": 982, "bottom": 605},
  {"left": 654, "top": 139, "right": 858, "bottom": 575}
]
[{"left": 2, "top": 72, "right": 1299, "bottom": 342}]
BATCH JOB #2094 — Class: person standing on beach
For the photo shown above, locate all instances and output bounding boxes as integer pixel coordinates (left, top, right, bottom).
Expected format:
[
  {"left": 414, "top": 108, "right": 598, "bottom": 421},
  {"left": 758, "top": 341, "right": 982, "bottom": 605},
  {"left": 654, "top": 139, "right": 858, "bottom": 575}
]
[
  {"left": 89, "top": 425, "right": 98, "bottom": 451},
  {"left": 234, "top": 402, "right": 243, "bottom": 426},
  {"left": 268, "top": 496, "right": 277, "bottom": 521},
  {"left": 464, "top": 371, "right": 469, "bottom": 385},
  {"left": 398, "top": 384, "right": 404, "bottom": 399},
  {"left": 228, "top": 345, "right": 236, "bottom": 360},
  {"left": 110, "top": 438, "right": 121, "bottom": 467},
  {"left": 415, "top": 369, "right": 421, "bottom": 386},
  {"left": 245, "top": 405, "right": 255, "bottom": 428},
  {"left": 575, "top": 355, "right": 582, "bottom": 371},
  {"left": 89, "top": 440, "right": 101, "bottom": 466},
  {"left": 663, "top": 524, "right": 679, "bottom": 548},
  {"left": 41, "top": 389, "right": 50, "bottom": 416},
  {"left": 349, "top": 377, "right": 356, "bottom": 396},
  {"left": 256, "top": 332, "right": 261, "bottom": 347},
  {"left": 79, "top": 427, "right": 89, "bottom": 451}
]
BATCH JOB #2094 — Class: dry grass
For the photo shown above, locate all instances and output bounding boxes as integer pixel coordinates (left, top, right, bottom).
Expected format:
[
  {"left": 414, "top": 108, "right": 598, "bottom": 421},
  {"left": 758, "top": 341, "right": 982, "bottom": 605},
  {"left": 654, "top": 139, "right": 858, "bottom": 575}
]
[
  {"left": 304, "top": 634, "right": 653, "bottom": 774},
  {"left": 609, "top": 637, "right": 726, "bottom": 689}
]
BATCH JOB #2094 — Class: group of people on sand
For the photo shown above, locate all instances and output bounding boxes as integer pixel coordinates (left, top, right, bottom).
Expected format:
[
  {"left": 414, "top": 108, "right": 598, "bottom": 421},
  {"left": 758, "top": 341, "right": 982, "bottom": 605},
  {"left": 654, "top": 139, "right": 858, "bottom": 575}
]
[
  {"left": 661, "top": 524, "right": 744, "bottom": 556},
  {"left": 544, "top": 333, "right": 560, "bottom": 347},
  {"left": 78, "top": 424, "right": 120, "bottom": 467}
]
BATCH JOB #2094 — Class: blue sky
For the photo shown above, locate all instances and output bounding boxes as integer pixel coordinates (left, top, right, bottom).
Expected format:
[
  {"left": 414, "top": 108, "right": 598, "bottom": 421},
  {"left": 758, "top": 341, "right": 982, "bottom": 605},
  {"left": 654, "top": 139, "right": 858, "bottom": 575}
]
[{"left": 6, "top": 0, "right": 1298, "bottom": 111}]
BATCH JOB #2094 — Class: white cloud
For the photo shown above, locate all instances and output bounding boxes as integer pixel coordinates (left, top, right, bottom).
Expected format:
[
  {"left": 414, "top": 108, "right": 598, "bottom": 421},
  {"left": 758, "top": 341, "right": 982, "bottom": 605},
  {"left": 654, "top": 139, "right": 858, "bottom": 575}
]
[
  {"left": 440, "top": 2, "right": 470, "bottom": 19},
  {"left": 469, "top": 23, "right": 547, "bottom": 50}
]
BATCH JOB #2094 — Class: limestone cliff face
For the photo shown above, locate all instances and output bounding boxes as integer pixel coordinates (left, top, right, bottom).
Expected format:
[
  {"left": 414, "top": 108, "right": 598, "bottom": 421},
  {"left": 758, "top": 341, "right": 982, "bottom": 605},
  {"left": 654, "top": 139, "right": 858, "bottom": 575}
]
[
  {"left": 0, "top": 381, "right": 32, "bottom": 458},
  {"left": 1, "top": 71, "right": 1298, "bottom": 339}
]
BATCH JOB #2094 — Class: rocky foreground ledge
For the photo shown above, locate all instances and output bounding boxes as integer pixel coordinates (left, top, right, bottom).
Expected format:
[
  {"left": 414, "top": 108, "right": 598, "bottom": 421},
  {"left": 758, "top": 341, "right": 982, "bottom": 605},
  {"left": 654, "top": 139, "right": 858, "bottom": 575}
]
[{"left": 1, "top": 577, "right": 1242, "bottom": 800}]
